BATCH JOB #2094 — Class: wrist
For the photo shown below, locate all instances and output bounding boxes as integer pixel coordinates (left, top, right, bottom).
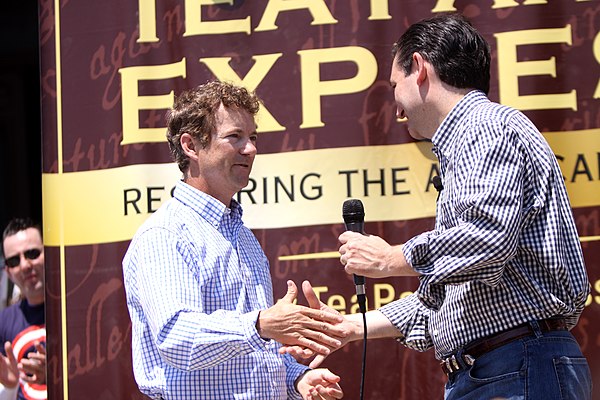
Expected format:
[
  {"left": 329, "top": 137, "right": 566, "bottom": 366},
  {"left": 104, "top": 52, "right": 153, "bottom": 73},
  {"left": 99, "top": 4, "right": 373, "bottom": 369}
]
[
  {"left": 346, "top": 314, "right": 365, "bottom": 341},
  {"left": 294, "top": 368, "right": 311, "bottom": 392},
  {"left": 391, "top": 245, "right": 419, "bottom": 277},
  {"left": 255, "top": 311, "right": 270, "bottom": 340},
  {"left": 2, "top": 381, "right": 18, "bottom": 389}
]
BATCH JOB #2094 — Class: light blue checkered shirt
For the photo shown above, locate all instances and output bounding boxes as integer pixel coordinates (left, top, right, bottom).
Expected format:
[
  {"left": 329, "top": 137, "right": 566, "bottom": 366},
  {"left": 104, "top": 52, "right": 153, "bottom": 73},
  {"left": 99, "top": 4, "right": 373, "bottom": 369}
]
[
  {"left": 380, "top": 90, "right": 590, "bottom": 359},
  {"left": 123, "top": 181, "right": 307, "bottom": 399}
]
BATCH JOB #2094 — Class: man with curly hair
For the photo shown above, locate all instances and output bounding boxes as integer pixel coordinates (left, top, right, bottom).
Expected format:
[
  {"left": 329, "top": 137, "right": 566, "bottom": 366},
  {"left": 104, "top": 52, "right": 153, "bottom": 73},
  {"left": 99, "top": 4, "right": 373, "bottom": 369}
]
[{"left": 123, "top": 81, "right": 346, "bottom": 400}]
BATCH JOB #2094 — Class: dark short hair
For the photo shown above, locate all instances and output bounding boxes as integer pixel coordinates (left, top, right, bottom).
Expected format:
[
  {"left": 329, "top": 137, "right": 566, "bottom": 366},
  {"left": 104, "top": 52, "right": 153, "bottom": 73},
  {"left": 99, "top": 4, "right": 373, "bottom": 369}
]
[
  {"left": 1, "top": 217, "right": 42, "bottom": 258},
  {"left": 391, "top": 13, "right": 491, "bottom": 94},
  {"left": 166, "top": 81, "right": 260, "bottom": 173}
]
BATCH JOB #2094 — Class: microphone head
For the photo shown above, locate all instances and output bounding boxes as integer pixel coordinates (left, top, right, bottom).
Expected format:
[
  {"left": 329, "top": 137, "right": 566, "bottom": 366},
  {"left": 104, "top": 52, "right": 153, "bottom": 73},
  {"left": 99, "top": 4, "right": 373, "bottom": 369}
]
[
  {"left": 432, "top": 176, "right": 444, "bottom": 192},
  {"left": 342, "top": 199, "right": 365, "bottom": 224}
]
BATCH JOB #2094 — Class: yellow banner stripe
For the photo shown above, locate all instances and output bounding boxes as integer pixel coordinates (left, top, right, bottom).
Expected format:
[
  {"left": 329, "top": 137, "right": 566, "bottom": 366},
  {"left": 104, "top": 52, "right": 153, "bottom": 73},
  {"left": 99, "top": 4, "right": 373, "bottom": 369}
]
[
  {"left": 277, "top": 236, "right": 600, "bottom": 262},
  {"left": 279, "top": 251, "right": 340, "bottom": 261},
  {"left": 543, "top": 129, "right": 599, "bottom": 208},
  {"left": 580, "top": 236, "right": 600, "bottom": 243},
  {"left": 42, "top": 129, "right": 600, "bottom": 247}
]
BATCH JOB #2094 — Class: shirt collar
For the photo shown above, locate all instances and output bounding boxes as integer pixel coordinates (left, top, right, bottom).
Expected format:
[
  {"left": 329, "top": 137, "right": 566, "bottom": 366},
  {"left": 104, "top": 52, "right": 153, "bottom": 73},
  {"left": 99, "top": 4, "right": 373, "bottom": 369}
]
[
  {"left": 431, "top": 90, "right": 489, "bottom": 158},
  {"left": 173, "top": 180, "right": 243, "bottom": 229}
]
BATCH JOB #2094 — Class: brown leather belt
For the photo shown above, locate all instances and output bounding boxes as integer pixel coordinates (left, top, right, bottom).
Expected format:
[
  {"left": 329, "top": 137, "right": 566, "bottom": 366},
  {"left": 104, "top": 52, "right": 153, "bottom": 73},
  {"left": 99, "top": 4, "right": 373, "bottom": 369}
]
[{"left": 440, "top": 318, "right": 567, "bottom": 376}]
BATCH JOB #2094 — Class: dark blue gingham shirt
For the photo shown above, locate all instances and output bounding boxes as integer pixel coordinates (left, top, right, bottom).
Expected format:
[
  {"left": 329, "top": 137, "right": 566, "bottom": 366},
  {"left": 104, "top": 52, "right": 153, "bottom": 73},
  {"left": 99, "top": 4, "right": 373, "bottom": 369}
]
[
  {"left": 123, "top": 181, "right": 307, "bottom": 399},
  {"left": 380, "top": 90, "right": 590, "bottom": 358}
]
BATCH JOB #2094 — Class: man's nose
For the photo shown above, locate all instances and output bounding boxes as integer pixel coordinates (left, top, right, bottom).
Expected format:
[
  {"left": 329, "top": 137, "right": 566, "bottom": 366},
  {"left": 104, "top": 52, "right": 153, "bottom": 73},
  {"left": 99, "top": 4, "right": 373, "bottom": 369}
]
[
  {"left": 241, "top": 139, "right": 257, "bottom": 155},
  {"left": 19, "top": 254, "right": 33, "bottom": 269}
]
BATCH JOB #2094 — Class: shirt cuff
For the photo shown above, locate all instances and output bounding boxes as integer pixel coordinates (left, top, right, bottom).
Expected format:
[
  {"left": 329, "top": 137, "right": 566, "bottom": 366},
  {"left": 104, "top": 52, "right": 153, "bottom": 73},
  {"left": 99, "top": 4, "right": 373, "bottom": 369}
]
[
  {"left": 240, "top": 310, "right": 271, "bottom": 352},
  {"left": 284, "top": 354, "right": 310, "bottom": 400},
  {"left": 404, "top": 232, "right": 435, "bottom": 271},
  {"left": 403, "top": 233, "right": 446, "bottom": 310},
  {"left": 378, "top": 294, "right": 432, "bottom": 352}
]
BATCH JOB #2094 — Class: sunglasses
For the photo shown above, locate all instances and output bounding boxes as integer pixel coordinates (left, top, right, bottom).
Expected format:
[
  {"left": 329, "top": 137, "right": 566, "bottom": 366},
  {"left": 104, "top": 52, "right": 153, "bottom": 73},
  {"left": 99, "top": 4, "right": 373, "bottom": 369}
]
[{"left": 5, "top": 249, "right": 42, "bottom": 268}]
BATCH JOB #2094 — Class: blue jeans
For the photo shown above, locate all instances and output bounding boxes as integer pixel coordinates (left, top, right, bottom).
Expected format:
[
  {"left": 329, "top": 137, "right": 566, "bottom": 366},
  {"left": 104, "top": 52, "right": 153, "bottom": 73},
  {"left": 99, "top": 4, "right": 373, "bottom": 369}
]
[{"left": 444, "top": 322, "right": 592, "bottom": 400}]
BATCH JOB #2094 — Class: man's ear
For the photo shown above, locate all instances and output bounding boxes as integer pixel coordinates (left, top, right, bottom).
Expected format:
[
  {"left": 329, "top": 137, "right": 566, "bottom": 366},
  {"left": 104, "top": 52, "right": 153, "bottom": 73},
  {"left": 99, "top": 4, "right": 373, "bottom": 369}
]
[
  {"left": 180, "top": 133, "right": 199, "bottom": 161},
  {"left": 412, "top": 52, "right": 428, "bottom": 86}
]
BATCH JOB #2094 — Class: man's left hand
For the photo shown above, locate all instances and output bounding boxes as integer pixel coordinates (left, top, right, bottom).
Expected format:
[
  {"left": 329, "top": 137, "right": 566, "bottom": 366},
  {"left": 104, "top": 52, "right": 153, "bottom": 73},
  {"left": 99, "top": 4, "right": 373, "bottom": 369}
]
[
  {"left": 296, "top": 368, "right": 343, "bottom": 399},
  {"left": 20, "top": 341, "right": 46, "bottom": 385}
]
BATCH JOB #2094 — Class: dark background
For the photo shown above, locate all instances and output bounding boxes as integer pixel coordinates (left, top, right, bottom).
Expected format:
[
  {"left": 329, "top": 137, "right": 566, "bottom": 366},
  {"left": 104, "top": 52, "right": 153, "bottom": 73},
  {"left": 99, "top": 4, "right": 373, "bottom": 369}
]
[{"left": 0, "top": 3, "right": 42, "bottom": 233}]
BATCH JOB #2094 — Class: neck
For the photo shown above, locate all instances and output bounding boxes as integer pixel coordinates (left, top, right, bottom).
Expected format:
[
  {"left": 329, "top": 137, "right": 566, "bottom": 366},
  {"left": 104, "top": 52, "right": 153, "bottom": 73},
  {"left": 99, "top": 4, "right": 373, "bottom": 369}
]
[
  {"left": 439, "top": 85, "right": 472, "bottom": 112},
  {"left": 26, "top": 295, "right": 44, "bottom": 306},
  {"left": 183, "top": 176, "right": 233, "bottom": 207}
]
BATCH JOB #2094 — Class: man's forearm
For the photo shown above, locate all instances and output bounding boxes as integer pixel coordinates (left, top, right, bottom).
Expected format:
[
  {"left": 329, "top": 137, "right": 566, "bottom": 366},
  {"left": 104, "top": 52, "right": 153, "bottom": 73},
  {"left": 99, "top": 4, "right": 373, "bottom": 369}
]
[{"left": 346, "top": 310, "right": 403, "bottom": 341}]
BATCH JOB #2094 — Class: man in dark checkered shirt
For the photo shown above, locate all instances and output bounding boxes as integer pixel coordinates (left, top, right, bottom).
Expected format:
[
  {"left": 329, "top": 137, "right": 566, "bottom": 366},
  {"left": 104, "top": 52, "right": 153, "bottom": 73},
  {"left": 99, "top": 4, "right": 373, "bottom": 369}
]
[{"left": 333, "top": 13, "right": 591, "bottom": 400}]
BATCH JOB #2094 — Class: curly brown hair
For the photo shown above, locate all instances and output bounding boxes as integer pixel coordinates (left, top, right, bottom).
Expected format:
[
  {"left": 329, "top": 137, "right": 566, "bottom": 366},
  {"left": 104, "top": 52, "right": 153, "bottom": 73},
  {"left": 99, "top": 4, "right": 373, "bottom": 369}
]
[{"left": 166, "top": 81, "right": 260, "bottom": 172}]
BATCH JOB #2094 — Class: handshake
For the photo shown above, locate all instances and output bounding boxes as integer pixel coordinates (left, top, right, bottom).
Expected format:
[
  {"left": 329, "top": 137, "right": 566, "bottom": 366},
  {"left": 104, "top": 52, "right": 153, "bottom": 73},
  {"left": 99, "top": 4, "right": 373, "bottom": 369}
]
[
  {"left": 257, "top": 280, "right": 363, "bottom": 368},
  {"left": 256, "top": 280, "right": 364, "bottom": 400},
  {"left": 257, "top": 229, "right": 409, "bottom": 362},
  {"left": 255, "top": 230, "right": 408, "bottom": 399}
]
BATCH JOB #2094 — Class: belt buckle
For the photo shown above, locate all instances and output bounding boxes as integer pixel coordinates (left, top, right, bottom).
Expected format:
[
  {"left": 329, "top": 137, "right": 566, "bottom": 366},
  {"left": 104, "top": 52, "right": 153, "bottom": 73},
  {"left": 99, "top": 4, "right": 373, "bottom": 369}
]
[
  {"left": 463, "top": 353, "right": 475, "bottom": 366},
  {"left": 443, "top": 354, "right": 460, "bottom": 373},
  {"left": 442, "top": 353, "right": 476, "bottom": 376}
]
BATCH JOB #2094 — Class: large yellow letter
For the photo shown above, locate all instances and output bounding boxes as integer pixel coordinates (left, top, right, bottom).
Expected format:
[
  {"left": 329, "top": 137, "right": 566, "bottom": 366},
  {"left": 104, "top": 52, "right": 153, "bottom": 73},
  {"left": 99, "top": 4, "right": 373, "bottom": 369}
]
[
  {"left": 298, "top": 46, "right": 377, "bottom": 129},
  {"left": 119, "top": 58, "right": 186, "bottom": 145},
  {"left": 492, "top": 0, "right": 519, "bottom": 7},
  {"left": 138, "top": 0, "right": 159, "bottom": 42},
  {"left": 493, "top": 0, "right": 590, "bottom": 8},
  {"left": 199, "top": 54, "right": 285, "bottom": 132},
  {"left": 368, "top": 0, "right": 391, "bottom": 20},
  {"left": 184, "top": 0, "right": 251, "bottom": 36},
  {"left": 431, "top": 0, "right": 456, "bottom": 12},
  {"left": 373, "top": 283, "right": 395, "bottom": 308},
  {"left": 495, "top": 25, "right": 577, "bottom": 111},
  {"left": 255, "top": 0, "right": 337, "bottom": 32}
]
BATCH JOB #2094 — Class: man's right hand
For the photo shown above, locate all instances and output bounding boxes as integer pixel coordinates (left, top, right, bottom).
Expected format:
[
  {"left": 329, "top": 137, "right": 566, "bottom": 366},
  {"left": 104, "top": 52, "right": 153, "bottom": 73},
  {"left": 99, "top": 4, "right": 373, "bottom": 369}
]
[
  {"left": 257, "top": 280, "right": 349, "bottom": 356},
  {"left": 280, "top": 280, "right": 363, "bottom": 368},
  {"left": 338, "top": 232, "right": 419, "bottom": 278}
]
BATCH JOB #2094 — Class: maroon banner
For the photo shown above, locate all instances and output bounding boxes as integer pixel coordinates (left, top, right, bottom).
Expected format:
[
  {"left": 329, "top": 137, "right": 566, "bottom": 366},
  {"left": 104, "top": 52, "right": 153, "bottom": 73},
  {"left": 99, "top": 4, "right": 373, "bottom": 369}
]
[{"left": 39, "top": 1, "right": 600, "bottom": 399}]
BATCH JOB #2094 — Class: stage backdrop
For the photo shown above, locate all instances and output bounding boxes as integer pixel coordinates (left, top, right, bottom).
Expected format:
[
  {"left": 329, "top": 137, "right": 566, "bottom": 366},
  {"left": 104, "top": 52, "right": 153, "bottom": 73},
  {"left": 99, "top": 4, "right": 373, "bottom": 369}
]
[{"left": 39, "top": 1, "right": 600, "bottom": 399}]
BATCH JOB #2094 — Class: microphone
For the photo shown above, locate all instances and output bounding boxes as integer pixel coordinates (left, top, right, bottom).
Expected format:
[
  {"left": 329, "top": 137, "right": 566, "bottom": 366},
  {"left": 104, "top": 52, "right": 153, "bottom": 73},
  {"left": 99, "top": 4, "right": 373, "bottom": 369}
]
[
  {"left": 432, "top": 176, "right": 444, "bottom": 192},
  {"left": 342, "top": 199, "right": 367, "bottom": 314}
]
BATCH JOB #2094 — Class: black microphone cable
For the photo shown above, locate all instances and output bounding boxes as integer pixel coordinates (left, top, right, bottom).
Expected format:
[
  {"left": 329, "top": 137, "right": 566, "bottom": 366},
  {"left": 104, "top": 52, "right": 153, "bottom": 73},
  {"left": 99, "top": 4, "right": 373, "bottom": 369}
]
[
  {"left": 342, "top": 199, "right": 368, "bottom": 400},
  {"left": 358, "top": 307, "right": 367, "bottom": 400}
]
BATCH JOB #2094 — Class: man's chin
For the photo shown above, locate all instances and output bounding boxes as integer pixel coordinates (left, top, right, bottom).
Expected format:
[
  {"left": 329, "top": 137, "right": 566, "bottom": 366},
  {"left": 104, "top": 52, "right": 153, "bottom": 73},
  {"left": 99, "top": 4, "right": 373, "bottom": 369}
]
[
  {"left": 408, "top": 129, "right": 426, "bottom": 141},
  {"left": 238, "top": 177, "right": 251, "bottom": 191},
  {"left": 25, "top": 282, "right": 44, "bottom": 292}
]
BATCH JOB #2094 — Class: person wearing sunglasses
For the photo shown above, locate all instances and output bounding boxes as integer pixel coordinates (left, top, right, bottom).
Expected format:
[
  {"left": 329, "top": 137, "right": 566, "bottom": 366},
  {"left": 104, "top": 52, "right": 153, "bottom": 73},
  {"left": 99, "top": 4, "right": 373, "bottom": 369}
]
[{"left": 0, "top": 218, "right": 46, "bottom": 400}]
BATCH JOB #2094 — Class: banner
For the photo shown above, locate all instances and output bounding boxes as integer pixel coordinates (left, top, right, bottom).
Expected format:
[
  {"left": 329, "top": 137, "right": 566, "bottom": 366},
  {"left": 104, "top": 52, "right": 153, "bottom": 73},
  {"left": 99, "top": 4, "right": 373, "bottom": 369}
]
[{"left": 40, "top": 1, "right": 600, "bottom": 398}]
